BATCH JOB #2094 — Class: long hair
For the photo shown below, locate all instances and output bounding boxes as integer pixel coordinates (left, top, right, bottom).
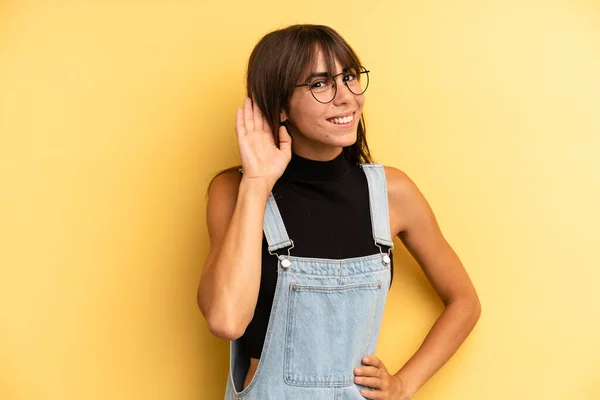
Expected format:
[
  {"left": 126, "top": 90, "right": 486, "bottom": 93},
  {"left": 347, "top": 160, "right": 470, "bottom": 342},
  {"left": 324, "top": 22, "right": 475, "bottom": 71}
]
[{"left": 209, "top": 24, "right": 373, "bottom": 192}]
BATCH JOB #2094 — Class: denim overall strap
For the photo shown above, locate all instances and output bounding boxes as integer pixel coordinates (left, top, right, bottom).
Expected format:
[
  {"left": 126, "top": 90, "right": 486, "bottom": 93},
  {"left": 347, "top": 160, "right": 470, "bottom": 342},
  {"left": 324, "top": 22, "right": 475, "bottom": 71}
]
[
  {"left": 263, "top": 192, "right": 294, "bottom": 253},
  {"left": 361, "top": 163, "right": 395, "bottom": 249}
]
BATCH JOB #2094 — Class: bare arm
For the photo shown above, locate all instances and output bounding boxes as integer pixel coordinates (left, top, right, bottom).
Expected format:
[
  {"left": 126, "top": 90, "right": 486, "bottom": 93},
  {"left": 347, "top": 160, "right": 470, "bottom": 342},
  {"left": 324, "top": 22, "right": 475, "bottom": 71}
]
[
  {"left": 197, "top": 97, "right": 292, "bottom": 340},
  {"left": 197, "top": 172, "right": 272, "bottom": 340},
  {"left": 385, "top": 166, "right": 482, "bottom": 397}
]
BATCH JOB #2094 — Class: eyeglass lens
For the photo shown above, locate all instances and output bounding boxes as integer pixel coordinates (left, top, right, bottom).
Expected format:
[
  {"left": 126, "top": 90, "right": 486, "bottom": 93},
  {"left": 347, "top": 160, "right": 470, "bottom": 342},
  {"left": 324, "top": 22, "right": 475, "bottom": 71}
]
[{"left": 309, "top": 67, "right": 369, "bottom": 103}]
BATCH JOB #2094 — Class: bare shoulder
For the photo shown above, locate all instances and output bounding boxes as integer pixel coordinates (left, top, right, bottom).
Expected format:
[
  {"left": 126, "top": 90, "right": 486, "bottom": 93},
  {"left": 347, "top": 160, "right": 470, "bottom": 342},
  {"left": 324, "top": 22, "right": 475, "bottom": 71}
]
[
  {"left": 206, "top": 169, "right": 243, "bottom": 242},
  {"left": 208, "top": 169, "right": 243, "bottom": 201},
  {"left": 382, "top": 165, "right": 431, "bottom": 236},
  {"left": 383, "top": 165, "right": 421, "bottom": 203}
]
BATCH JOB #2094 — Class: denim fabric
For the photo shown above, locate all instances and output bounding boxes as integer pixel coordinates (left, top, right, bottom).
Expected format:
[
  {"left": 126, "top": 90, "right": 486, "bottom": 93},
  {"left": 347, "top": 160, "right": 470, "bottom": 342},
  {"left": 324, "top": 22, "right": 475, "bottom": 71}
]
[{"left": 224, "top": 163, "right": 393, "bottom": 399}]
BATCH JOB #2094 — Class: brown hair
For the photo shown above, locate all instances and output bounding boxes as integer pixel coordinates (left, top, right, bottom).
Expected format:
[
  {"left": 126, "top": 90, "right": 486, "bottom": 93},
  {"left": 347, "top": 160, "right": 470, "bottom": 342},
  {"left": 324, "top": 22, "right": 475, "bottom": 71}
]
[{"left": 209, "top": 24, "right": 373, "bottom": 192}]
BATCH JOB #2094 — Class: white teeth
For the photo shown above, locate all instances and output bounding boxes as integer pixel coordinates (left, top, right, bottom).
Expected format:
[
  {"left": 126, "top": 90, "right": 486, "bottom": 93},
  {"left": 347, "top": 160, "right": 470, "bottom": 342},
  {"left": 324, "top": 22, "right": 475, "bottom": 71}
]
[{"left": 328, "top": 114, "right": 353, "bottom": 124}]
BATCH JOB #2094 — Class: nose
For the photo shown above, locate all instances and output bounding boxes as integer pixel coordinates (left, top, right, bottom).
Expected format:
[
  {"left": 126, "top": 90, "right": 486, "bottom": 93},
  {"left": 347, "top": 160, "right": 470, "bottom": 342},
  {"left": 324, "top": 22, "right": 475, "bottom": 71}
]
[{"left": 332, "top": 77, "right": 353, "bottom": 105}]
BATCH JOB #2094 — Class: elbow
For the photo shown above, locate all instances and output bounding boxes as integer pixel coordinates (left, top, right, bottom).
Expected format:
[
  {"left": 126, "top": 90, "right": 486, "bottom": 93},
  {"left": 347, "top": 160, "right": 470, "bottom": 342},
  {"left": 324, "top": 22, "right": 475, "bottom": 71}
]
[
  {"left": 206, "top": 318, "right": 245, "bottom": 341},
  {"left": 466, "top": 296, "right": 482, "bottom": 323},
  {"left": 198, "top": 294, "right": 247, "bottom": 341},
  {"left": 446, "top": 293, "right": 482, "bottom": 321},
  {"left": 474, "top": 297, "right": 482, "bottom": 316},
  {"left": 469, "top": 292, "right": 482, "bottom": 317},
  {"left": 203, "top": 310, "right": 247, "bottom": 340}
]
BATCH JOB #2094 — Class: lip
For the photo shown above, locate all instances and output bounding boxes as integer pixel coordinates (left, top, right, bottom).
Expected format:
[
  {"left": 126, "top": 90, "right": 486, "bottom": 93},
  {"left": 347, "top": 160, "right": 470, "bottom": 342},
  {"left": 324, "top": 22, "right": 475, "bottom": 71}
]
[
  {"left": 327, "top": 111, "right": 354, "bottom": 119},
  {"left": 326, "top": 111, "right": 357, "bottom": 128}
]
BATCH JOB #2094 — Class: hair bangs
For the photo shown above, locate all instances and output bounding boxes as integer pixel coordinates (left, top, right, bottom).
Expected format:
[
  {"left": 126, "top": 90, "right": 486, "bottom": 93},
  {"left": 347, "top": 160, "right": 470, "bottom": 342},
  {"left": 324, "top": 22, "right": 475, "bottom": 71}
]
[{"left": 297, "top": 28, "right": 362, "bottom": 84}]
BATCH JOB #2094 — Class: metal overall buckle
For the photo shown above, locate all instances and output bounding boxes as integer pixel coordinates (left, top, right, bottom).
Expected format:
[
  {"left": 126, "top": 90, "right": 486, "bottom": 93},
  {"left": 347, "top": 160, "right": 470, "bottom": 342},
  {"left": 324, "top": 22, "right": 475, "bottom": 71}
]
[
  {"left": 268, "top": 240, "right": 294, "bottom": 270},
  {"left": 375, "top": 243, "right": 392, "bottom": 266}
]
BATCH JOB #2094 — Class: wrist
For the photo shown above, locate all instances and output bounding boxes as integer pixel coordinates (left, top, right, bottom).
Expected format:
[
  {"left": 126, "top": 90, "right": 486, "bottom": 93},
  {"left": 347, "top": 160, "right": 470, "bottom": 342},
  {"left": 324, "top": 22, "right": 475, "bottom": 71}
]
[
  {"left": 239, "top": 176, "right": 273, "bottom": 197},
  {"left": 394, "top": 373, "right": 418, "bottom": 400}
]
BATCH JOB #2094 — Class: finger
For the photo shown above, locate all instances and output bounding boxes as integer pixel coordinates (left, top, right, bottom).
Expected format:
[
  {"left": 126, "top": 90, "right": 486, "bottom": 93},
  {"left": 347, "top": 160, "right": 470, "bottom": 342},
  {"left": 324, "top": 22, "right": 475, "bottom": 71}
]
[
  {"left": 362, "top": 356, "right": 382, "bottom": 368},
  {"left": 355, "top": 366, "right": 380, "bottom": 377},
  {"left": 235, "top": 108, "right": 246, "bottom": 138},
  {"left": 251, "top": 97, "right": 263, "bottom": 132},
  {"left": 354, "top": 376, "right": 382, "bottom": 390},
  {"left": 278, "top": 125, "right": 292, "bottom": 155},
  {"left": 243, "top": 97, "right": 254, "bottom": 133},
  {"left": 359, "top": 388, "right": 383, "bottom": 400}
]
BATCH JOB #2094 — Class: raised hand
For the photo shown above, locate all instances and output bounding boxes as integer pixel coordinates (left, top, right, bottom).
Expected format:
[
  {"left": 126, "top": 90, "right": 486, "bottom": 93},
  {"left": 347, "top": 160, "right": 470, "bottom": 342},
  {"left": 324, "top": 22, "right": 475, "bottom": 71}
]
[{"left": 235, "top": 97, "right": 292, "bottom": 188}]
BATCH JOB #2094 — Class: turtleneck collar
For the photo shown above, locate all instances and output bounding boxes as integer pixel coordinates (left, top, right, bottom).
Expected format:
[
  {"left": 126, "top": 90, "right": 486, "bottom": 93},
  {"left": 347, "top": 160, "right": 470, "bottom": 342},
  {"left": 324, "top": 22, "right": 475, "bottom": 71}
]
[{"left": 283, "top": 150, "right": 350, "bottom": 181}]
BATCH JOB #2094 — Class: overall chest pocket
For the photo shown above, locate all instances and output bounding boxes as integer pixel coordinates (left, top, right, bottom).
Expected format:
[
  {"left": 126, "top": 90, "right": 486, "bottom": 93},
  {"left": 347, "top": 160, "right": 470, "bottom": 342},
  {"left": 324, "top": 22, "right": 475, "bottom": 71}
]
[{"left": 283, "top": 280, "right": 383, "bottom": 387}]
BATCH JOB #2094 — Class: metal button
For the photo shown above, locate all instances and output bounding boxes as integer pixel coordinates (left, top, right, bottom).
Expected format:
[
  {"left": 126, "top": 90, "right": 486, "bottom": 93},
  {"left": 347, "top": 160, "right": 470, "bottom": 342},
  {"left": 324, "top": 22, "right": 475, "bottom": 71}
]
[
  {"left": 378, "top": 280, "right": 382, "bottom": 288},
  {"left": 281, "top": 258, "right": 291, "bottom": 269},
  {"left": 382, "top": 255, "right": 391, "bottom": 265},
  {"left": 291, "top": 283, "right": 297, "bottom": 291}
]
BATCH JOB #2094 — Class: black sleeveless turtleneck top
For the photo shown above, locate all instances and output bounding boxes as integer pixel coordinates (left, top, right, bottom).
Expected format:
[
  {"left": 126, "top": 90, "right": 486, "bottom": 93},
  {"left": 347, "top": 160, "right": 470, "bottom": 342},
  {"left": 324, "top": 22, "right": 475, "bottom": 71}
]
[{"left": 239, "top": 150, "right": 395, "bottom": 359}]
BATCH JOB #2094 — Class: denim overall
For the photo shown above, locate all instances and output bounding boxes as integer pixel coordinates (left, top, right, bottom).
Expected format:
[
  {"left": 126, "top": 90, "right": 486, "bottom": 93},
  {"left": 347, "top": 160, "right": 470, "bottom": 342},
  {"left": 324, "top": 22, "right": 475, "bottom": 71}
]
[{"left": 224, "top": 163, "right": 394, "bottom": 399}]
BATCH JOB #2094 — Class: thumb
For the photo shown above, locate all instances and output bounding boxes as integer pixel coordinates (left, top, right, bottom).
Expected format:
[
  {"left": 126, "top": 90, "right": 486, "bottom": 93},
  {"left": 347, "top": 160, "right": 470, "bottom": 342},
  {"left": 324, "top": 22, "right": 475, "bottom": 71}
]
[{"left": 278, "top": 124, "right": 292, "bottom": 156}]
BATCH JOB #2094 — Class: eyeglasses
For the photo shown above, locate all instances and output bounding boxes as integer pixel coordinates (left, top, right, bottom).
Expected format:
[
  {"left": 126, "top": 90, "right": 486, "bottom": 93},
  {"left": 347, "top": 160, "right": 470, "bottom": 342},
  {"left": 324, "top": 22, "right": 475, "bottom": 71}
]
[{"left": 294, "top": 66, "right": 370, "bottom": 104}]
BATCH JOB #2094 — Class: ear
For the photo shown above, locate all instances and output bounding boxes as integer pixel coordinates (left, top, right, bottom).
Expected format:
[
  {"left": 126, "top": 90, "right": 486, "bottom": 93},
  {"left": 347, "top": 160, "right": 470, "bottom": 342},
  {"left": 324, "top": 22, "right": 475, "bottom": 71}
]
[{"left": 280, "top": 109, "right": 288, "bottom": 123}]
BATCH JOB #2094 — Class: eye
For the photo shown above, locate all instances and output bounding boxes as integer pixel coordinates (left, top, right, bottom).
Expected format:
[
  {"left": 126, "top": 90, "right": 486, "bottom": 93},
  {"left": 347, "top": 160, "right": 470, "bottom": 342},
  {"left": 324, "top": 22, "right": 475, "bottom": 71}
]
[
  {"left": 309, "top": 78, "right": 333, "bottom": 89},
  {"left": 343, "top": 72, "right": 357, "bottom": 82}
]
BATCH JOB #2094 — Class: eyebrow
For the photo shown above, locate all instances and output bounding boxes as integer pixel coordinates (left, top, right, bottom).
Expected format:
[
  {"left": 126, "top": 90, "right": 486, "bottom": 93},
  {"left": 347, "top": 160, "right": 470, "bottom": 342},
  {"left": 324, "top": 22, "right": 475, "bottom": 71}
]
[
  {"left": 304, "top": 72, "right": 329, "bottom": 82},
  {"left": 303, "top": 67, "right": 353, "bottom": 82}
]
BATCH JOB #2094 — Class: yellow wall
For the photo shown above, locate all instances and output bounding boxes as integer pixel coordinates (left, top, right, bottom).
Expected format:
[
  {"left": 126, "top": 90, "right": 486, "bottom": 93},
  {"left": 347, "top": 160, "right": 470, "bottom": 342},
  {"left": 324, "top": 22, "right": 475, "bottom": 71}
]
[{"left": 1, "top": 1, "right": 599, "bottom": 399}]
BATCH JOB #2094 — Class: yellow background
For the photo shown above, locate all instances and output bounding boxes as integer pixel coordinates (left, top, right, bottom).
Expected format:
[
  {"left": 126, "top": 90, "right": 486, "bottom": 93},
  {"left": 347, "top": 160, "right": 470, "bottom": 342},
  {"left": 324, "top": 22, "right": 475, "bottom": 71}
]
[{"left": 1, "top": 1, "right": 599, "bottom": 399}]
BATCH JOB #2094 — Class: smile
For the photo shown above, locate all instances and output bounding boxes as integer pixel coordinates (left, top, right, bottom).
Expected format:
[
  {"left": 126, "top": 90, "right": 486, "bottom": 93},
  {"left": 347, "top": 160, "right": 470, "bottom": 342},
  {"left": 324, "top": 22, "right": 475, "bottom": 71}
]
[{"left": 327, "top": 113, "right": 354, "bottom": 125}]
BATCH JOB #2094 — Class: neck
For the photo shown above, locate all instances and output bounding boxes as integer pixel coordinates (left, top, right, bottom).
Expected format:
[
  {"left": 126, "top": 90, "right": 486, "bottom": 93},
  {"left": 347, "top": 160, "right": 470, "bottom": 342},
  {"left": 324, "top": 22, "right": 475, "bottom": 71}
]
[
  {"left": 292, "top": 148, "right": 344, "bottom": 161},
  {"left": 283, "top": 149, "right": 349, "bottom": 181},
  {"left": 291, "top": 139, "right": 346, "bottom": 161}
]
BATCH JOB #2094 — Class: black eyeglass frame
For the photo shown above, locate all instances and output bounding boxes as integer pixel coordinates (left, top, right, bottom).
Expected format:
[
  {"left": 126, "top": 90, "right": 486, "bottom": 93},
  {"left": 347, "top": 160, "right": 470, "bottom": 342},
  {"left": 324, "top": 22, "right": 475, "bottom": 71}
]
[{"left": 293, "top": 66, "right": 370, "bottom": 104}]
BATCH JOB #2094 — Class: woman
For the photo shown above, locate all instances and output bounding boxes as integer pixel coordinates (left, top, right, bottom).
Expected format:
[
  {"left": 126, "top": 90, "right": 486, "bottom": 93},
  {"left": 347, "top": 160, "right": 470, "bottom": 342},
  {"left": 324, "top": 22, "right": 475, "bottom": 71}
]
[{"left": 198, "top": 24, "right": 481, "bottom": 400}]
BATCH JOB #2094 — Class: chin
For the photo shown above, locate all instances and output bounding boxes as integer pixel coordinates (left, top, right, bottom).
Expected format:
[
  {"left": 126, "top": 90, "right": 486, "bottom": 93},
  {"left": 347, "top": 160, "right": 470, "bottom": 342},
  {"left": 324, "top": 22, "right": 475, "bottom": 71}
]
[
  {"left": 318, "top": 134, "right": 356, "bottom": 147},
  {"left": 298, "top": 128, "right": 358, "bottom": 149},
  {"left": 335, "top": 130, "right": 358, "bottom": 147}
]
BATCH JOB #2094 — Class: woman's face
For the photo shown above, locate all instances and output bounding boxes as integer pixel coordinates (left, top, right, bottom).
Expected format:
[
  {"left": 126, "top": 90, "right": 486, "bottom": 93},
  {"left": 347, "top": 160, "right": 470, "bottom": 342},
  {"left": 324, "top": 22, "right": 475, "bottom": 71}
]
[{"left": 282, "top": 48, "right": 365, "bottom": 161}]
